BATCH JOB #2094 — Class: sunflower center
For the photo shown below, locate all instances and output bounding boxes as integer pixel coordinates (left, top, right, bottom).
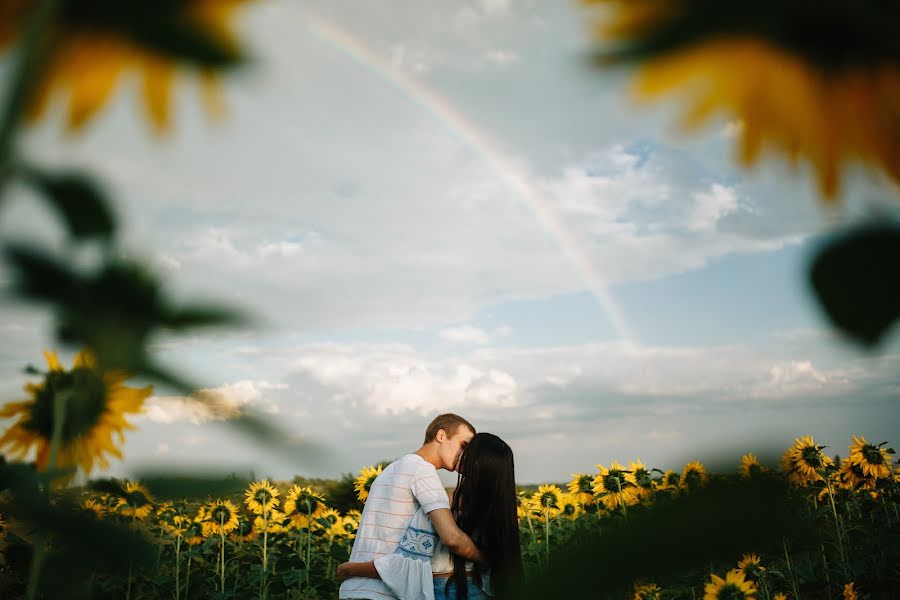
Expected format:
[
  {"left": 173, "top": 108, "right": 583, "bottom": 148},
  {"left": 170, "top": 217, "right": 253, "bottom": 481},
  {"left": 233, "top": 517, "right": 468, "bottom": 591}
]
[
  {"left": 604, "top": 473, "right": 622, "bottom": 491},
  {"left": 717, "top": 584, "right": 749, "bottom": 600},
  {"left": 211, "top": 507, "right": 231, "bottom": 522},
  {"left": 563, "top": 504, "right": 576, "bottom": 516},
  {"left": 860, "top": 445, "right": 885, "bottom": 466},
  {"left": 800, "top": 446, "right": 823, "bottom": 468},
  {"left": 26, "top": 368, "right": 108, "bottom": 443},
  {"left": 540, "top": 492, "right": 557, "bottom": 507},
  {"left": 126, "top": 491, "right": 149, "bottom": 507}
]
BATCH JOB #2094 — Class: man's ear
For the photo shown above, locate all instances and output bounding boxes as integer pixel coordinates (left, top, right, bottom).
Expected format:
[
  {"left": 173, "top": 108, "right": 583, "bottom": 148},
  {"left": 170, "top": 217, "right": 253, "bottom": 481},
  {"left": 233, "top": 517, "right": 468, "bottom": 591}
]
[{"left": 435, "top": 428, "right": 447, "bottom": 443}]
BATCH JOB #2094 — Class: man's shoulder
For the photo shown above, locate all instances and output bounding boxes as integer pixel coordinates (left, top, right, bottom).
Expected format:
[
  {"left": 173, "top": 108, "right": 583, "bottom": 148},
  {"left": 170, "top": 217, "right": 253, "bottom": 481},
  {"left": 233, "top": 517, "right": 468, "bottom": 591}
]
[{"left": 383, "top": 453, "right": 428, "bottom": 475}]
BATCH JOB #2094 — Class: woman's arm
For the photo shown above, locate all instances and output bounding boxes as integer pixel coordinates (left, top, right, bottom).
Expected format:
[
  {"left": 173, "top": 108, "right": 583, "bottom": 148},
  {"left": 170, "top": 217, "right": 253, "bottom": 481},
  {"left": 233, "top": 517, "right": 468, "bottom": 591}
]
[
  {"left": 336, "top": 561, "right": 380, "bottom": 581},
  {"left": 429, "top": 508, "right": 485, "bottom": 563}
]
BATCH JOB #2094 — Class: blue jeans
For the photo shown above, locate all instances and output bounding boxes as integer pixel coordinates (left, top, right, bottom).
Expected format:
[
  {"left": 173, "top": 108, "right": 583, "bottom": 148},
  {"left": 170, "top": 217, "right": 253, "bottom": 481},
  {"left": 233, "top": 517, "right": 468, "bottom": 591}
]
[{"left": 433, "top": 576, "right": 488, "bottom": 600}]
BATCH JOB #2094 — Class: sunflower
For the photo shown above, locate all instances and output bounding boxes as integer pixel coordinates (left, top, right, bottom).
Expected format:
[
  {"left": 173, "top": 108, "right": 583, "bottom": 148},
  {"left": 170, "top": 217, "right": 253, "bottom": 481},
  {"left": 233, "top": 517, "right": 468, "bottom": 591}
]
[
  {"left": 656, "top": 469, "right": 680, "bottom": 491},
  {"left": 283, "top": 485, "right": 327, "bottom": 528},
  {"left": 839, "top": 460, "right": 877, "bottom": 494},
  {"left": 633, "top": 582, "right": 663, "bottom": 600},
  {"left": 592, "top": 462, "right": 638, "bottom": 510},
  {"left": 567, "top": 473, "right": 597, "bottom": 506},
  {"left": 846, "top": 436, "right": 893, "bottom": 480},
  {"left": 244, "top": 479, "right": 280, "bottom": 515},
  {"left": 0, "top": 0, "right": 252, "bottom": 133},
  {"left": 737, "top": 553, "right": 766, "bottom": 579},
  {"left": 584, "top": 0, "right": 900, "bottom": 200},
  {"left": 354, "top": 465, "right": 383, "bottom": 503},
  {"left": 338, "top": 511, "right": 360, "bottom": 539},
  {"left": 253, "top": 508, "right": 286, "bottom": 534},
  {"left": 781, "top": 436, "right": 834, "bottom": 486},
  {"left": 201, "top": 499, "right": 239, "bottom": 537},
  {"left": 843, "top": 582, "right": 858, "bottom": 600},
  {"left": 229, "top": 516, "right": 257, "bottom": 543},
  {"left": 740, "top": 454, "right": 764, "bottom": 479},
  {"left": 0, "top": 350, "right": 152, "bottom": 480},
  {"left": 704, "top": 569, "right": 758, "bottom": 600},
  {"left": 531, "top": 484, "right": 564, "bottom": 518},
  {"left": 626, "top": 460, "right": 655, "bottom": 499},
  {"left": 557, "top": 493, "right": 582, "bottom": 520},
  {"left": 81, "top": 498, "right": 105, "bottom": 518},
  {"left": 183, "top": 517, "right": 206, "bottom": 546},
  {"left": 680, "top": 461, "right": 708, "bottom": 492},
  {"left": 115, "top": 481, "right": 155, "bottom": 519},
  {"left": 773, "top": 594, "right": 788, "bottom": 600}
]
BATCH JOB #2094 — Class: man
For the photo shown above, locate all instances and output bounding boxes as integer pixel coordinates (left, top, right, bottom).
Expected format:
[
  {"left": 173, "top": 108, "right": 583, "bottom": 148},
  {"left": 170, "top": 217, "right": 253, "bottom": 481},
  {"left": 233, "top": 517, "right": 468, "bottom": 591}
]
[{"left": 338, "top": 413, "right": 483, "bottom": 599}]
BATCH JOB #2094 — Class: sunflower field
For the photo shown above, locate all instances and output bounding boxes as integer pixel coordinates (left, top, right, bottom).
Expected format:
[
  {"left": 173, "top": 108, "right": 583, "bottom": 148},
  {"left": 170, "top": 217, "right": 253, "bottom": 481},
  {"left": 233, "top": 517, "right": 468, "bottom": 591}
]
[{"left": 1, "top": 430, "right": 897, "bottom": 599}]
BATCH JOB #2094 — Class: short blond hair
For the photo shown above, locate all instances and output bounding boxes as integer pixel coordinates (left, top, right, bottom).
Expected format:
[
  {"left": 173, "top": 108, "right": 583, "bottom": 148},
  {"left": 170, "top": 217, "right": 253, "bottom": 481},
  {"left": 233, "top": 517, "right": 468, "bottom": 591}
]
[{"left": 423, "top": 413, "right": 475, "bottom": 444}]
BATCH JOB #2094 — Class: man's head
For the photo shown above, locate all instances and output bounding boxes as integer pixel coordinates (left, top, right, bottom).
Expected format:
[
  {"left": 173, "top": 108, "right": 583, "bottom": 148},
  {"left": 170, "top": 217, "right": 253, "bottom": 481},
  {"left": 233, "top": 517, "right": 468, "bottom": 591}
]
[{"left": 423, "top": 413, "right": 475, "bottom": 472}]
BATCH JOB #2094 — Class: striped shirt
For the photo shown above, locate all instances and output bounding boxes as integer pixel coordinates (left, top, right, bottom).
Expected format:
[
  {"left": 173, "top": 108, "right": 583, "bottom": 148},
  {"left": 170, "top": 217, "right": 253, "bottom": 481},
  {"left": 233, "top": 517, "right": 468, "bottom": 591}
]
[{"left": 340, "top": 454, "right": 450, "bottom": 599}]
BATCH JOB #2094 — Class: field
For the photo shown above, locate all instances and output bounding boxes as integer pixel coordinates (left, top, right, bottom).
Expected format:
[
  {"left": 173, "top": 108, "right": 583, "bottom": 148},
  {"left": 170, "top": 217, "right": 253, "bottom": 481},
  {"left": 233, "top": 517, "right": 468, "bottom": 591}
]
[{"left": 1, "top": 435, "right": 896, "bottom": 599}]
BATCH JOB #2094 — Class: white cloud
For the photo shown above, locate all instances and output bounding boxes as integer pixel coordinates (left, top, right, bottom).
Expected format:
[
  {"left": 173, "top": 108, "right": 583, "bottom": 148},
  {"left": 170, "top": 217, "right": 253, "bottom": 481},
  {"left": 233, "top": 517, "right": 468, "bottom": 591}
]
[
  {"left": 439, "top": 325, "right": 490, "bottom": 344},
  {"left": 686, "top": 184, "right": 740, "bottom": 232},
  {"left": 142, "top": 380, "right": 288, "bottom": 424},
  {"left": 292, "top": 345, "right": 518, "bottom": 414}
]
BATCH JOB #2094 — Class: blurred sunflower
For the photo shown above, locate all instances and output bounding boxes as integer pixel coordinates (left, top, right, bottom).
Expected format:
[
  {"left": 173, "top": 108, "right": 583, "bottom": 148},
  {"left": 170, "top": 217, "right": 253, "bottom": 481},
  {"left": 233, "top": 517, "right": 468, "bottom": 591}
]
[
  {"left": 626, "top": 460, "right": 655, "bottom": 499},
  {"left": 843, "top": 582, "right": 858, "bottom": 600},
  {"left": 737, "top": 553, "right": 766, "bottom": 579},
  {"left": 773, "top": 594, "right": 788, "bottom": 600},
  {"left": 0, "top": 0, "right": 252, "bottom": 133},
  {"left": 633, "top": 582, "right": 663, "bottom": 600},
  {"left": 557, "top": 493, "right": 582, "bottom": 520},
  {"left": 740, "top": 454, "right": 764, "bottom": 479},
  {"left": 229, "top": 517, "right": 257, "bottom": 543},
  {"left": 781, "top": 436, "right": 833, "bottom": 485},
  {"left": 656, "top": 469, "right": 680, "bottom": 491},
  {"left": 115, "top": 481, "right": 155, "bottom": 519},
  {"left": 283, "top": 485, "right": 327, "bottom": 528},
  {"left": 339, "top": 511, "right": 360, "bottom": 539},
  {"left": 592, "top": 462, "right": 638, "bottom": 510},
  {"left": 680, "top": 460, "right": 708, "bottom": 492},
  {"left": 846, "top": 435, "right": 893, "bottom": 479},
  {"left": 532, "top": 484, "right": 564, "bottom": 518},
  {"left": 354, "top": 465, "right": 383, "bottom": 503},
  {"left": 0, "top": 350, "right": 151, "bottom": 479},
  {"left": 253, "top": 508, "right": 286, "bottom": 534},
  {"left": 839, "top": 461, "right": 877, "bottom": 494},
  {"left": 704, "top": 569, "right": 758, "bottom": 600},
  {"left": 568, "top": 473, "right": 596, "bottom": 505},
  {"left": 584, "top": 0, "right": 900, "bottom": 199},
  {"left": 80, "top": 498, "right": 105, "bottom": 518},
  {"left": 183, "top": 517, "right": 206, "bottom": 546},
  {"left": 244, "top": 479, "right": 279, "bottom": 515},
  {"left": 201, "top": 499, "right": 239, "bottom": 537}
]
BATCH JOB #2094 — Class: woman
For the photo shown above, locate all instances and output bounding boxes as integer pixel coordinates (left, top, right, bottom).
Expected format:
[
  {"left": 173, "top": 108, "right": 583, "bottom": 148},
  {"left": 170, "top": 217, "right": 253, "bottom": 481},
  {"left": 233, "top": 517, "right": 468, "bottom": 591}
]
[{"left": 338, "top": 432, "right": 523, "bottom": 600}]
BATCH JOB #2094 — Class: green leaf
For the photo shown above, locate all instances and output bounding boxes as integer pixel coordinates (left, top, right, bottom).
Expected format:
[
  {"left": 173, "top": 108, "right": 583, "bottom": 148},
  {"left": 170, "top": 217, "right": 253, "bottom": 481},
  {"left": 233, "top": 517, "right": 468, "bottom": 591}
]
[
  {"left": 809, "top": 222, "right": 900, "bottom": 347},
  {"left": 20, "top": 167, "right": 116, "bottom": 241}
]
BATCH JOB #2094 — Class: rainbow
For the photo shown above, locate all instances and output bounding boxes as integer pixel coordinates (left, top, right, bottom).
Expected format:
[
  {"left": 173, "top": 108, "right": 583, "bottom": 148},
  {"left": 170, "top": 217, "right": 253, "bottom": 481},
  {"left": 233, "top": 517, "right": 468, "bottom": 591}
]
[{"left": 305, "top": 13, "right": 634, "bottom": 343}]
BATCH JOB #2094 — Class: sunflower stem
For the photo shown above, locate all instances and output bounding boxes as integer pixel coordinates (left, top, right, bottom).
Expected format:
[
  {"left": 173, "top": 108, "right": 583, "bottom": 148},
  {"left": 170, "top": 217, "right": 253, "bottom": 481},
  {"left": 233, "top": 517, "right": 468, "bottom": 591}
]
[
  {"left": 825, "top": 478, "right": 849, "bottom": 580},
  {"left": 261, "top": 509, "right": 268, "bottom": 600},
  {"left": 821, "top": 544, "right": 833, "bottom": 600},
  {"left": 0, "top": 0, "right": 60, "bottom": 199},
  {"left": 220, "top": 516, "right": 226, "bottom": 593},
  {"left": 305, "top": 503, "right": 313, "bottom": 598},
  {"left": 175, "top": 534, "right": 182, "bottom": 600},
  {"left": 26, "top": 384, "right": 70, "bottom": 600},
  {"left": 522, "top": 508, "right": 539, "bottom": 569},
  {"left": 543, "top": 509, "right": 550, "bottom": 566},
  {"left": 782, "top": 537, "right": 800, "bottom": 600},
  {"left": 126, "top": 513, "right": 136, "bottom": 600}
]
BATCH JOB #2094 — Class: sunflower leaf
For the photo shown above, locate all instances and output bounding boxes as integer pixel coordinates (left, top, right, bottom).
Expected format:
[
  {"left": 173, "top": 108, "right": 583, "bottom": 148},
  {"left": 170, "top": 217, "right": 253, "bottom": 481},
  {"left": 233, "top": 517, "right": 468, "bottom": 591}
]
[
  {"left": 19, "top": 167, "right": 116, "bottom": 242},
  {"left": 809, "top": 222, "right": 900, "bottom": 347}
]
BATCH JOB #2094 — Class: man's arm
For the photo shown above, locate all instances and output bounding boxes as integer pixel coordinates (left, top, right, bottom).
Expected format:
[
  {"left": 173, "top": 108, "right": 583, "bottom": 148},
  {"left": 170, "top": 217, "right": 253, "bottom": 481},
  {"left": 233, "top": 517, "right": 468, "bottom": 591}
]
[
  {"left": 429, "top": 508, "right": 484, "bottom": 563},
  {"left": 336, "top": 561, "right": 379, "bottom": 581}
]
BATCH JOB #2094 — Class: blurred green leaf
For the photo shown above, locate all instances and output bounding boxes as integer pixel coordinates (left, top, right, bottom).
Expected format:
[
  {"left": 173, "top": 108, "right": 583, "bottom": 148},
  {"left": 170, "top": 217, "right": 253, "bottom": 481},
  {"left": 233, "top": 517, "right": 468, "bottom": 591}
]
[
  {"left": 810, "top": 222, "right": 900, "bottom": 347},
  {"left": 20, "top": 167, "right": 116, "bottom": 241},
  {"left": 505, "top": 476, "right": 817, "bottom": 599}
]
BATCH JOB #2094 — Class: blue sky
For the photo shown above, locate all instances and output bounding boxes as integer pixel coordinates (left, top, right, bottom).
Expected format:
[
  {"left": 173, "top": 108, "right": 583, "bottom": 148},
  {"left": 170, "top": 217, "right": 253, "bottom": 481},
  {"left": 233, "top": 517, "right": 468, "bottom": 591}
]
[{"left": 1, "top": 0, "right": 898, "bottom": 485}]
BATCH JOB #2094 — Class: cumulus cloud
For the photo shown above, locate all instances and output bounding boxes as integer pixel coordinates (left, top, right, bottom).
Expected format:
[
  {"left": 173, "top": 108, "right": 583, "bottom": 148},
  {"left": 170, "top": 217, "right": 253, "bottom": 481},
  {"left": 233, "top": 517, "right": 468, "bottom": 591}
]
[
  {"left": 142, "top": 380, "right": 288, "bottom": 424},
  {"left": 292, "top": 345, "right": 518, "bottom": 414}
]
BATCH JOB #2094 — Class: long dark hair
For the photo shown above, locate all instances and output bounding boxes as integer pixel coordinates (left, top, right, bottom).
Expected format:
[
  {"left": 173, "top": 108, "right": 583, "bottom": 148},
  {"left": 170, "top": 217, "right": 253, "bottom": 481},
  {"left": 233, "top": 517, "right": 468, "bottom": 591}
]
[{"left": 449, "top": 432, "right": 523, "bottom": 599}]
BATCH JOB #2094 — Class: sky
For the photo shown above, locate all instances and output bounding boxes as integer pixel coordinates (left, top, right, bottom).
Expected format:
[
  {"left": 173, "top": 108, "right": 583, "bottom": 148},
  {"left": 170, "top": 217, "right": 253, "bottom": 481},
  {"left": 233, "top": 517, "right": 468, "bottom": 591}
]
[{"left": 1, "top": 0, "right": 898, "bottom": 486}]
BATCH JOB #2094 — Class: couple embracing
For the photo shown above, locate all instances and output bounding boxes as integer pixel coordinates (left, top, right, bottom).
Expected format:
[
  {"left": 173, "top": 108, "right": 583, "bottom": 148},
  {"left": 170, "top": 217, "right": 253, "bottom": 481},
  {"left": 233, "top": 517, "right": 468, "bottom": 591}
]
[{"left": 337, "top": 414, "right": 523, "bottom": 600}]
